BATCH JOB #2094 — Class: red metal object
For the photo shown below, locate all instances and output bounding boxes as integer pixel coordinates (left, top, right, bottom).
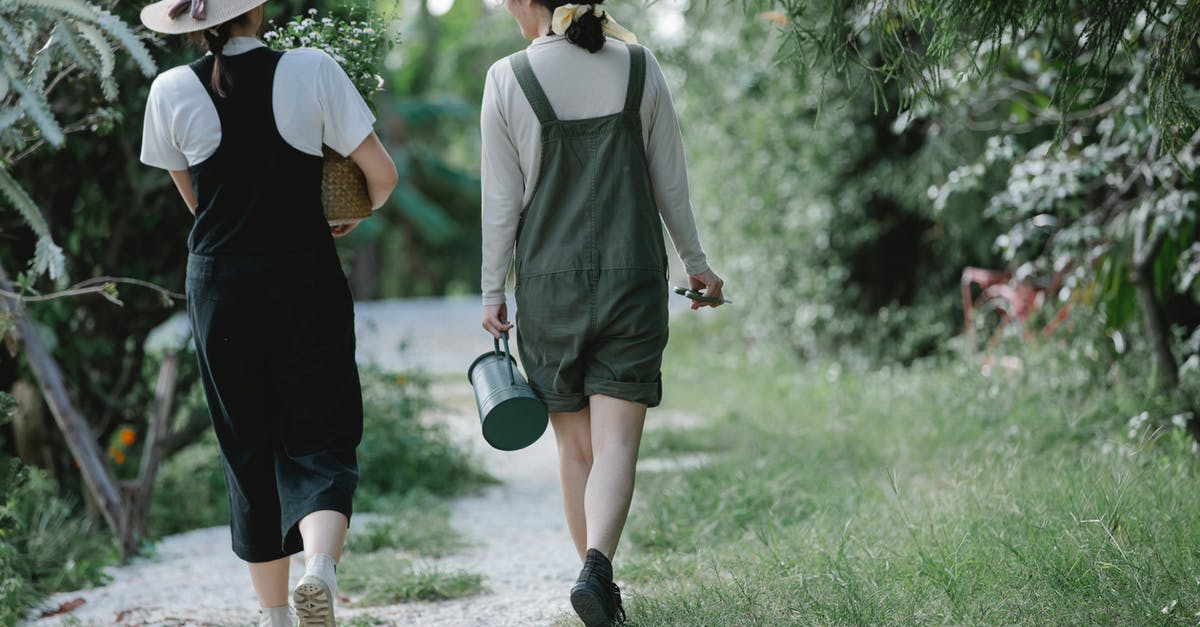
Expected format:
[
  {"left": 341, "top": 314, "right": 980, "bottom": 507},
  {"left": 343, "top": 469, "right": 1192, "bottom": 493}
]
[{"left": 961, "top": 266, "right": 1073, "bottom": 352}]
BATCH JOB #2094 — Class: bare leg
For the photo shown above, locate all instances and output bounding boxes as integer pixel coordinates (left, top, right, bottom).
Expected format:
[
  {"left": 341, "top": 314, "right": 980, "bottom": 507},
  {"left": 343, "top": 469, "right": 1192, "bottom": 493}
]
[
  {"left": 246, "top": 557, "right": 290, "bottom": 608},
  {"left": 584, "top": 394, "right": 646, "bottom": 559},
  {"left": 298, "top": 509, "right": 349, "bottom": 562},
  {"left": 293, "top": 510, "right": 347, "bottom": 625},
  {"left": 550, "top": 407, "right": 593, "bottom": 560}
]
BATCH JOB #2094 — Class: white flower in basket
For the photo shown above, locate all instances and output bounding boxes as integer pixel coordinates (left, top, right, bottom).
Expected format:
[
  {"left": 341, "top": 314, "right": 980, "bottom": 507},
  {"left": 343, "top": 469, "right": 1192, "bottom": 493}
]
[{"left": 264, "top": 10, "right": 399, "bottom": 225}]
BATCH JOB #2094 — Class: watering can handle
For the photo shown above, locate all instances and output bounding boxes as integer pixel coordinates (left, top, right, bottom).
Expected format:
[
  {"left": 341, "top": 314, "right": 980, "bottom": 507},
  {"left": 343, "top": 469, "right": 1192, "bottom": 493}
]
[{"left": 494, "top": 332, "right": 517, "bottom": 385}]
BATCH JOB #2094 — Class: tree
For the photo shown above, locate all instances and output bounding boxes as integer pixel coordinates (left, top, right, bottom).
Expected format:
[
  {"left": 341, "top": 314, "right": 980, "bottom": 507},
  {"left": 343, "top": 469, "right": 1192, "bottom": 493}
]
[
  {"left": 1, "top": 0, "right": 155, "bottom": 281},
  {"left": 756, "top": 0, "right": 1200, "bottom": 436}
]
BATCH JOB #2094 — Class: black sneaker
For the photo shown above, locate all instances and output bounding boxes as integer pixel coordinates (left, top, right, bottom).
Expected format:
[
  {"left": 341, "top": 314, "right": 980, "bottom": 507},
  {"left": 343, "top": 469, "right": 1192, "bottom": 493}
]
[
  {"left": 570, "top": 549, "right": 625, "bottom": 626},
  {"left": 610, "top": 582, "right": 627, "bottom": 624}
]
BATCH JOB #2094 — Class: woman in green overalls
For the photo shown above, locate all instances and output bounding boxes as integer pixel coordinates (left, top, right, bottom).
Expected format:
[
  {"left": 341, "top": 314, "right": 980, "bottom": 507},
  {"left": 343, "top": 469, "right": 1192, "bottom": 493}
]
[
  {"left": 480, "top": 1, "right": 725, "bottom": 624},
  {"left": 140, "top": 0, "right": 397, "bottom": 624}
]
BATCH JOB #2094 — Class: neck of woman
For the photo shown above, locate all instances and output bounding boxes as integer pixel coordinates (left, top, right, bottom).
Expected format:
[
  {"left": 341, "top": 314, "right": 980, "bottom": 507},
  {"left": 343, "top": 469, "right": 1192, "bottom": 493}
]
[{"left": 535, "top": 11, "right": 553, "bottom": 38}]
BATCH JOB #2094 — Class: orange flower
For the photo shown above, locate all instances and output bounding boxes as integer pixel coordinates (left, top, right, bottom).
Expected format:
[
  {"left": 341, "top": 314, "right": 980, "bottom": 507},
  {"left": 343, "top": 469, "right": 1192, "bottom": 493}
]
[
  {"left": 108, "top": 446, "right": 126, "bottom": 465},
  {"left": 118, "top": 428, "right": 136, "bottom": 446},
  {"left": 759, "top": 10, "right": 788, "bottom": 26}
]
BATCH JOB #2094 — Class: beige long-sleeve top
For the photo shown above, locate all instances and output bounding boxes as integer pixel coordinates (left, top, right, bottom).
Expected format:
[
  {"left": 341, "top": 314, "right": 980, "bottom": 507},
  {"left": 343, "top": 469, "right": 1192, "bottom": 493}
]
[{"left": 480, "top": 35, "right": 709, "bottom": 306}]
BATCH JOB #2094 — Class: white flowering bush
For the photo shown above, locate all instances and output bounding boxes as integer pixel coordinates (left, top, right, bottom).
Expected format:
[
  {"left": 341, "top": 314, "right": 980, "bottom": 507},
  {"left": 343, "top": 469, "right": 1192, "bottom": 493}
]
[{"left": 263, "top": 8, "right": 399, "bottom": 104}]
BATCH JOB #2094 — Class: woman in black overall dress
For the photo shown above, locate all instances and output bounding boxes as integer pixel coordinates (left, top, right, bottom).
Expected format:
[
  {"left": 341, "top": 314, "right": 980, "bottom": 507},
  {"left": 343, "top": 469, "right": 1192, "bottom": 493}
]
[
  {"left": 480, "top": 1, "right": 725, "bottom": 624},
  {"left": 139, "top": 0, "right": 397, "bottom": 624}
]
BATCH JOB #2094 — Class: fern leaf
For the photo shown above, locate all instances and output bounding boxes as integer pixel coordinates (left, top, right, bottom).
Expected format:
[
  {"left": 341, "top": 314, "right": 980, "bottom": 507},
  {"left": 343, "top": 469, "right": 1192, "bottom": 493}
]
[
  {"left": 0, "top": 15, "right": 27, "bottom": 63},
  {"left": 0, "top": 105, "right": 22, "bottom": 132},
  {"left": 28, "top": 42, "right": 50, "bottom": 91},
  {"left": 49, "top": 22, "right": 95, "bottom": 73},
  {"left": 92, "top": 7, "right": 155, "bottom": 77},
  {"left": 0, "top": 165, "right": 50, "bottom": 238},
  {"left": 31, "top": 234, "right": 65, "bottom": 282},
  {"left": 1, "top": 58, "right": 62, "bottom": 145},
  {"left": 13, "top": 0, "right": 96, "bottom": 23},
  {"left": 71, "top": 22, "right": 115, "bottom": 95}
]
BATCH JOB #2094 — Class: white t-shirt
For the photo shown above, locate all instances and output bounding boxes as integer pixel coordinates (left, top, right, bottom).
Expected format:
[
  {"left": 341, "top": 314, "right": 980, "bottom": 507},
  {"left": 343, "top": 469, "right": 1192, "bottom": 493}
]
[
  {"left": 140, "top": 37, "right": 375, "bottom": 170},
  {"left": 480, "top": 36, "right": 709, "bottom": 306}
]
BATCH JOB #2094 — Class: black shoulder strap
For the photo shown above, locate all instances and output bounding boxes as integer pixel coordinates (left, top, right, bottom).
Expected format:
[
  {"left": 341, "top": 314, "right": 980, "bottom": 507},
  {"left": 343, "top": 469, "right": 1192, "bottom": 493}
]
[
  {"left": 509, "top": 51, "right": 557, "bottom": 124},
  {"left": 623, "top": 44, "right": 646, "bottom": 112}
]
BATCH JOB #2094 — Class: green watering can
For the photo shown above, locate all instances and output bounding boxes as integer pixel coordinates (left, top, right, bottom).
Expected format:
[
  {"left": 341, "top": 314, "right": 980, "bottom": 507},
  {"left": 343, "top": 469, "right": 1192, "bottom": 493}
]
[{"left": 467, "top": 332, "right": 548, "bottom": 451}]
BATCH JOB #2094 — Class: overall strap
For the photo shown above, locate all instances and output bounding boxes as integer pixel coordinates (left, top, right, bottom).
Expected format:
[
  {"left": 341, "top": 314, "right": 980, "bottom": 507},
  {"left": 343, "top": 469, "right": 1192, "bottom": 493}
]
[
  {"left": 623, "top": 44, "right": 646, "bottom": 112},
  {"left": 509, "top": 51, "right": 557, "bottom": 124}
]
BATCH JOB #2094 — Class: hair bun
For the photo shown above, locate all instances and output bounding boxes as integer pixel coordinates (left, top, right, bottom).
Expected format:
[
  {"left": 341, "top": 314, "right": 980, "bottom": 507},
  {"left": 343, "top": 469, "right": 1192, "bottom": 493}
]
[{"left": 565, "top": 6, "right": 606, "bottom": 53}]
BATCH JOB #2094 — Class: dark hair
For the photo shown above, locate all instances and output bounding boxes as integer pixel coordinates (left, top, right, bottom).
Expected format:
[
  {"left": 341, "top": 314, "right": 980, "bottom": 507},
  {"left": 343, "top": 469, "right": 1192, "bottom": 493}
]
[
  {"left": 533, "top": 0, "right": 607, "bottom": 53},
  {"left": 188, "top": 10, "right": 256, "bottom": 98}
]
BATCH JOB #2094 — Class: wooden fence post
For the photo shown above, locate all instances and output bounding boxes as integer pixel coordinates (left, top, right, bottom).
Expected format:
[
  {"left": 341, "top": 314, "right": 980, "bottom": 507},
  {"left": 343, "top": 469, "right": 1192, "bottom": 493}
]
[
  {"left": 0, "top": 263, "right": 125, "bottom": 539},
  {"left": 0, "top": 261, "right": 185, "bottom": 560}
]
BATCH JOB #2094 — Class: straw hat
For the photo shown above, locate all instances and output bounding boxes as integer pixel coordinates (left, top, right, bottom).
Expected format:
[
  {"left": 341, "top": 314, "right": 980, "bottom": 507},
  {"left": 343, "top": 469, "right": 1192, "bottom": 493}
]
[{"left": 140, "top": 0, "right": 268, "bottom": 34}]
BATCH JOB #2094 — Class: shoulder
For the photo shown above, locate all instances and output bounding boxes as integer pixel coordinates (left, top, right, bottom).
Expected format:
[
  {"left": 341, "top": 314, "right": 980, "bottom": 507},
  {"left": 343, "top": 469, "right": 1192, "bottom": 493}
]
[
  {"left": 631, "top": 44, "right": 667, "bottom": 79},
  {"left": 278, "top": 47, "right": 345, "bottom": 78},
  {"left": 148, "top": 64, "right": 201, "bottom": 100},
  {"left": 486, "top": 55, "right": 519, "bottom": 85},
  {"left": 630, "top": 44, "right": 671, "bottom": 101},
  {"left": 282, "top": 46, "right": 340, "bottom": 66}
]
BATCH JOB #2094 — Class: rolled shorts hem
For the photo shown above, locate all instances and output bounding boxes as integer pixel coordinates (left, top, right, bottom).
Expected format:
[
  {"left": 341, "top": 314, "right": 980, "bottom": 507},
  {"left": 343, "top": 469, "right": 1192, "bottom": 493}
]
[
  {"left": 537, "top": 389, "right": 590, "bottom": 414},
  {"left": 584, "top": 377, "right": 662, "bottom": 408}
]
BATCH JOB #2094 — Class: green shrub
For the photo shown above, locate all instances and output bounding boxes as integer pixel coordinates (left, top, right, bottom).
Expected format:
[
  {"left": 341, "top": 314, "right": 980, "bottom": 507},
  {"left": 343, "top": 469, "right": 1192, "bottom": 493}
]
[
  {"left": 355, "top": 369, "right": 491, "bottom": 507},
  {"left": 147, "top": 430, "right": 229, "bottom": 538},
  {"left": 0, "top": 457, "right": 116, "bottom": 625}
]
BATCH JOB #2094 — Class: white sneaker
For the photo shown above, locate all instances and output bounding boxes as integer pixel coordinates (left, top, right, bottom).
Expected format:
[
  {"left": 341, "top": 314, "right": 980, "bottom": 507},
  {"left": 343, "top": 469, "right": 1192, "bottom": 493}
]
[{"left": 293, "top": 554, "right": 337, "bottom": 627}]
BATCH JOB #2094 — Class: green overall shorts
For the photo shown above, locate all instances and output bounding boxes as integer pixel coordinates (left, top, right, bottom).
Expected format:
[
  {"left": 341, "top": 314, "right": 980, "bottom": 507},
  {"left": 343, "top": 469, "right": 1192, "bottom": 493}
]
[{"left": 510, "top": 44, "right": 670, "bottom": 413}]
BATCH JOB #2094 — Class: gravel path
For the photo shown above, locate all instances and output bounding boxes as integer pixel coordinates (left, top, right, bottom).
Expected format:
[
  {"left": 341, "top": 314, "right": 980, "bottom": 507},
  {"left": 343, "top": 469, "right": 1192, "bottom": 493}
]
[{"left": 26, "top": 296, "right": 700, "bottom": 627}]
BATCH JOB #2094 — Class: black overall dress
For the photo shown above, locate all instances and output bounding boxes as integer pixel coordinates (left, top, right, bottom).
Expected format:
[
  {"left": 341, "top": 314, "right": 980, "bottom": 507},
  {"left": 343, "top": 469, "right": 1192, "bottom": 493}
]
[{"left": 184, "top": 48, "right": 363, "bottom": 562}]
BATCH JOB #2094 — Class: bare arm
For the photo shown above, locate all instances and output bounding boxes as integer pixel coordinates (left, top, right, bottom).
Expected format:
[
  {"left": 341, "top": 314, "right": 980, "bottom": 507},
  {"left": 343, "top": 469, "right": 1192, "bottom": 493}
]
[
  {"left": 348, "top": 132, "right": 398, "bottom": 210},
  {"left": 168, "top": 170, "right": 197, "bottom": 215}
]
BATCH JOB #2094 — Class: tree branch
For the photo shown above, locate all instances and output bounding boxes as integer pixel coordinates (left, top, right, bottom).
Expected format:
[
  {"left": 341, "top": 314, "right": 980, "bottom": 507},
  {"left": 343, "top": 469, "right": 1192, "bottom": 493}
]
[{"left": 0, "top": 276, "right": 185, "bottom": 305}]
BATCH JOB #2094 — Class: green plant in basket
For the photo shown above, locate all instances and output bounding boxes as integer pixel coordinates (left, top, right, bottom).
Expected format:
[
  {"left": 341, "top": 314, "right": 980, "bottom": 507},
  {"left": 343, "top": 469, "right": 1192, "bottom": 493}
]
[{"left": 263, "top": 7, "right": 401, "bottom": 225}]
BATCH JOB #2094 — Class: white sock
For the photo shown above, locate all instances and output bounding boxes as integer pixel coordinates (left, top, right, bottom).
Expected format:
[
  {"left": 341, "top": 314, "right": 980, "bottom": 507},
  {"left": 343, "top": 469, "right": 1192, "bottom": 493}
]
[
  {"left": 259, "top": 604, "right": 292, "bottom": 626},
  {"left": 305, "top": 552, "right": 338, "bottom": 592}
]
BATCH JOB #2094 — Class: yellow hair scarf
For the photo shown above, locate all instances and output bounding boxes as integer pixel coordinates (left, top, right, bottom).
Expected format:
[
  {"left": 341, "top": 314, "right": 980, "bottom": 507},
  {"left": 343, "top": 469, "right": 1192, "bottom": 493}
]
[{"left": 551, "top": 4, "right": 637, "bottom": 44}]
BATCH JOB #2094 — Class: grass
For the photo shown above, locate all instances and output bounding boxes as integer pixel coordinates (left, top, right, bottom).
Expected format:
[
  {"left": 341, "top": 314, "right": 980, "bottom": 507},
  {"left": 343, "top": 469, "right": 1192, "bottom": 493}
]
[
  {"left": 338, "top": 552, "right": 485, "bottom": 605},
  {"left": 344, "top": 491, "right": 468, "bottom": 557},
  {"left": 621, "top": 318, "right": 1200, "bottom": 625}
]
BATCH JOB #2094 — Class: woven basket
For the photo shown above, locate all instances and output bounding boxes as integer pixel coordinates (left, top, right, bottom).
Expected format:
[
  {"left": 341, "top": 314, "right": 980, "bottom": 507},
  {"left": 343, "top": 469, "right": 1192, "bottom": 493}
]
[{"left": 322, "top": 145, "right": 373, "bottom": 225}]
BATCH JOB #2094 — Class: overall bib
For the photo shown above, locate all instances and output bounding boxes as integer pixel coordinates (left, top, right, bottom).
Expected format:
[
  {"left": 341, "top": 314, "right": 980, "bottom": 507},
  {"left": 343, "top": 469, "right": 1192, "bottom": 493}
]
[
  {"left": 510, "top": 44, "right": 670, "bottom": 413},
  {"left": 184, "top": 48, "right": 363, "bottom": 562}
]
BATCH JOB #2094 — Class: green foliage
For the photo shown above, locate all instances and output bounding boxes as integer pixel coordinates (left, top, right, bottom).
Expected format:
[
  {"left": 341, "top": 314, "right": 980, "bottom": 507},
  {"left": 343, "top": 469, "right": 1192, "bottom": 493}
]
[
  {"left": 768, "top": 0, "right": 1199, "bottom": 151},
  {"left": 343, "top": 492, "right": 466, "bottom": 557},
  {"left": 665, "top": 3, "right": 1001, "bottom": 361},
  {"left": 338, "top": 552, "right": 484, "bottom": 605},
  {"left": 892, "top": 6, "right": 1200, "bottom": 390},
  {"left": 354, "top": 369, "right": 492, "bottom": 505},
  {"left": 0, "top": 0, "right": 156, "bottom": 281},
  {"left": 623, "top": 319, "right": 1200, "bottom": 624},
  {"left": 0, "top": 456, "right": 115, "bottom": 625},
  {"left": 147, "top": 430, "right": 229, "bottom": 538},
  {"left": 335, "top": 0, "right": 520, "bottom": 298}
]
